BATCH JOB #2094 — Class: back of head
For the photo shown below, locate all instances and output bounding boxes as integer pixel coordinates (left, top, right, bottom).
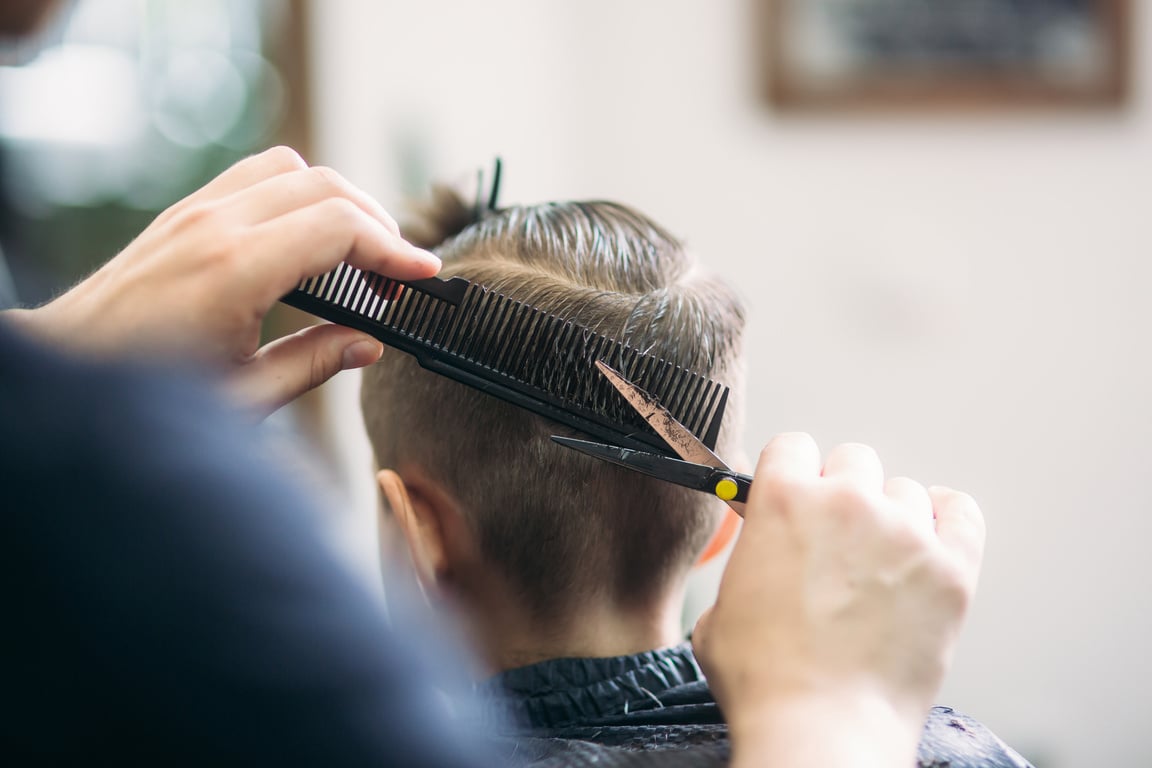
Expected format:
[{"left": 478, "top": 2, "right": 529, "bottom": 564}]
[{"left": 361, "top": 188, "right": 746, "bottom": 628}]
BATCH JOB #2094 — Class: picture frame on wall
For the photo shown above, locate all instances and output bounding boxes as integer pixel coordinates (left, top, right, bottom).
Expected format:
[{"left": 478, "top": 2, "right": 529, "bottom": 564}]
[{"left": 765, "top": 0, "right": 1130, "bottom": 110}]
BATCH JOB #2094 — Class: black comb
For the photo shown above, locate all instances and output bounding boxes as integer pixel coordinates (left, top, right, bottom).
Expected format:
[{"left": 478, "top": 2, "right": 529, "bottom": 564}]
[{"left": 281, "top": 264, "right": 729, "bottom": 455}]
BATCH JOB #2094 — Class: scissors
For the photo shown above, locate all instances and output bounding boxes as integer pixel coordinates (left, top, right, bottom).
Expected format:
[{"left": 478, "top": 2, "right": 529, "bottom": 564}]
[{"left": 551, "top": 361, "right": 751, "bottom": 517}]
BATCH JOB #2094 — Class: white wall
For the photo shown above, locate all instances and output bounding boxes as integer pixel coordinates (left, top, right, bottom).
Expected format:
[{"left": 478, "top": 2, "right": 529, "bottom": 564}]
[{"left": 310, "top": 3, "right": 1152, "bottom": 765}]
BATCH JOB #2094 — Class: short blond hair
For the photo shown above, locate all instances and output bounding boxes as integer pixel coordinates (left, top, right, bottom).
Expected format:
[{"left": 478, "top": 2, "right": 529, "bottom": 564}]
[{"left": 361, "top": 193, "right": 745, "bottom": 624}]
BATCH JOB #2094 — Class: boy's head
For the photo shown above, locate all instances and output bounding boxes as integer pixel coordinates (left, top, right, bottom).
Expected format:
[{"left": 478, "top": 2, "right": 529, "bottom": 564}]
[{"left": 361, "top": 190, "right": 746, "bottom": 652}]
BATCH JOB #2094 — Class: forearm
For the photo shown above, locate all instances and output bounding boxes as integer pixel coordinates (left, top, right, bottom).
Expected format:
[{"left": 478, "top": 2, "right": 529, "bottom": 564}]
[{"left": 727, "top": 691, "right": 921, "bottom": 768}]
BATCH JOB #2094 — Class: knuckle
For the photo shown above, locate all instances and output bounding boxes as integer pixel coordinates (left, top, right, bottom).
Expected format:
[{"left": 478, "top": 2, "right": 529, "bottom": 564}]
[
  {"left": 166, "top": 202, "right": 251, "bottom": 271},
  {"left": 939, "top": 565, "right": 974, "bottom": 611},
  {"left": 934, "top": 485, "right": 974, "bottom": 506},
  {"left": 939, "top": 489, "right": 986, "bottom": 530},
  {"left": 952, "top": 489, "right": 981, "bottom": 514},
  {"left": 755, "top": 471, "right": 798, "bottom": 505},
  {"left": 321, "top": 196, "right": 364, "bottom": 225},
  {"left": 309, "top": 347, "right": 336, "bottom": 390},
  {"left": 958, "top": 496, "right": 986, "bottom": 535},
  {"left": 825, "top": 483, "right": 872, "bottom": 514},
  {"left": 261, "top": 145, "right": 307, "bottom": 173},
  {"left": 308, "top": 164, "right": 346, "bottom": 191},
  {"left": 891, "top": 521, "right": 929, "bottom": 552},
  {"left": 824, "top": 483, "right": 888, "bottom": 528}
]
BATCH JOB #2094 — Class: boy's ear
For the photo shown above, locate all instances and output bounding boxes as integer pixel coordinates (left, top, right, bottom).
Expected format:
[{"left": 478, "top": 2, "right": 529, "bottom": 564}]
[
  {"left": 695, "top": 506, "right": 741, "bottom": 567},
  {"left": 377, "top": 467, "right": 482, "bottom": 597},
  {"left": 377, "top": 468, "right": 450, "bottom": 592}
]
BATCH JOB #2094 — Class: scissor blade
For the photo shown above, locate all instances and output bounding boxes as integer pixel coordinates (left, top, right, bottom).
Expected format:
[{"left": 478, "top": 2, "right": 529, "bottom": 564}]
[
  {"left": 550, "top": 436, "right": 716, "bottom": 493},
  {"left": 595, "top": 360, "right": 730, "bottom": 470}
]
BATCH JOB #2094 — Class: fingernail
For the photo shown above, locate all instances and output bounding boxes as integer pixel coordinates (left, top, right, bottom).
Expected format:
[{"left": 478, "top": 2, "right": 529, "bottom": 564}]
[{"left": 342, "top": 339, "right": 383, "bottom": 369}]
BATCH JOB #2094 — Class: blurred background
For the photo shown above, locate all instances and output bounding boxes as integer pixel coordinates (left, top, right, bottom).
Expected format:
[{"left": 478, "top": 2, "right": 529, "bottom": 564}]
[{"left": 2, "top": 1, "right": 1148, "bottom": 765}]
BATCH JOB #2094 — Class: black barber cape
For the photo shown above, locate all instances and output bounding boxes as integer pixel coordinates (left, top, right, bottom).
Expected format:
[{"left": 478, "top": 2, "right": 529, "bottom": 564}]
[
  {"left": 478, "top": 643, "right": 1035, "bottom": 768},
  {"left": 1, "top": 321, "right": 493, "bottom": 765}
]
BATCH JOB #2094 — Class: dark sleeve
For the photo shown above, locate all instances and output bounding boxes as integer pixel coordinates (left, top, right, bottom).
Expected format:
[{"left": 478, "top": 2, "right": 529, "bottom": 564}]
[
  {"left": 1, "top": 324, "right": 495, "bottom": 766},
  {"left": 919, "top": 707, "right": 1036, "bottom": 768}
]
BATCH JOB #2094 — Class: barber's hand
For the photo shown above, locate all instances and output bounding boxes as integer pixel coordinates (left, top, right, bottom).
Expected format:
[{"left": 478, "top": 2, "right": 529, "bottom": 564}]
[
  {"left": 9, "top": 146, "right": 440, "bottom": 415},
  {"left": 692, "top": 433, "right": 985, "bottom": 768}
]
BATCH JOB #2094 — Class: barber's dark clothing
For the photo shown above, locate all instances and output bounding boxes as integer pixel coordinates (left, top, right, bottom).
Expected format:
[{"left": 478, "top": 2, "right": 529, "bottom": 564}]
[
  {"left": 480, "top": 643, "right": 1035, "bottom": 768},
  {"left": 2, "top": 321, "right": 492, "bottom": 765}
]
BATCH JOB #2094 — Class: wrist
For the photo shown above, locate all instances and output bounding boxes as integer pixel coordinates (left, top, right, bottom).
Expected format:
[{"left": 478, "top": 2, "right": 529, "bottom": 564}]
[
  {"left": 3, "top": 307, "right": 49, "bottom": 338},
  {"left": 725, "top": 687, "right": 924, "bottom": 768},
  {"left": 5, "top": 298, "right": 92, "bottom": 352}
]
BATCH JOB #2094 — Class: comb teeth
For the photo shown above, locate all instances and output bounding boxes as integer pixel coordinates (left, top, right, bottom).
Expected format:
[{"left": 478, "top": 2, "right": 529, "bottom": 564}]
[{"left": 282, "top": 263, "right": 729, "bottom": 454}]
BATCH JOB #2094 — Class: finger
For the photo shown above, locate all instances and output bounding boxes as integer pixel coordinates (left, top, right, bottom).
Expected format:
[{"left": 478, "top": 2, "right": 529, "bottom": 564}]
[
  {"left": 159, "top": 147, "right": 308, "bottom": 224},
  {"left": 242, "top": 198, "right": 442, "bottom": 307},
  {"left": 227, "top": 324, "right": 383, "bottom": 417},
  {"left": 884, "top": 476, "right": 934, "bottom": 534},
  {"left": 821, "top": 442, "right": 885, "bottom": 492},
  {"left": 930, "top": 486, "right": 986, "bottom": 579},
  {"left": 744, "top": 434, "right": 822, "bottom": 528},
  {"left": 754, "top": 432, "right": 822, "bottom": 483},
  {"left": 220, "top": 165, "right": 401, "bottom": 236}
]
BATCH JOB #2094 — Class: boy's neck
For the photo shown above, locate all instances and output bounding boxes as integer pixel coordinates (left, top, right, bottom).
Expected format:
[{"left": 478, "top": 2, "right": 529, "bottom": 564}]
[{"left": 464, "top": 583, "right": 689, "bottom": 675}]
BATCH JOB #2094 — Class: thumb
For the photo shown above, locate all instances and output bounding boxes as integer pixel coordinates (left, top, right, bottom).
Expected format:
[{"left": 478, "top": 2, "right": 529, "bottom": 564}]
[
  {"left": 227, "top": 324, "right": 383, "bottom": 418},
  {"left": 691, "top": 606, "right": 715, "bottom": 653}
]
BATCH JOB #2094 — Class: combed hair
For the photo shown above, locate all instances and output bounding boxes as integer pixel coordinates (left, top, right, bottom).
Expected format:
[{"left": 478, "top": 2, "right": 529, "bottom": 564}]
[{"left": 361, "top": 189, "right": 746, "bottom": 627}]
